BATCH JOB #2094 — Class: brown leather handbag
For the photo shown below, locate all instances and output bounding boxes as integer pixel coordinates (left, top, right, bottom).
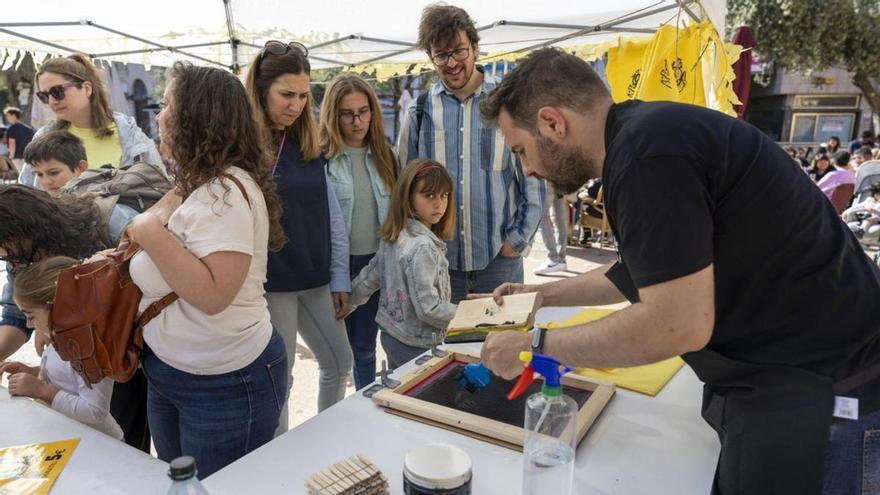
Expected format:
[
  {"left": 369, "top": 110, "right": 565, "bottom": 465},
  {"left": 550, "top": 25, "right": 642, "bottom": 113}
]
[
  {"left": 49, "top": 174, "right": 250, "bottom": 385},
  {"left": 49, "top": 237, "right": 177, "bottom": 385}
]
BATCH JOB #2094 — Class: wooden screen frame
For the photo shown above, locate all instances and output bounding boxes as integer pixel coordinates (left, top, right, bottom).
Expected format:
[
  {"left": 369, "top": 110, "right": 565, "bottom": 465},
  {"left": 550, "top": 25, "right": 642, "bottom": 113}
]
[{"left": 372, "top": 351, "right": 615, "bottom": 451}]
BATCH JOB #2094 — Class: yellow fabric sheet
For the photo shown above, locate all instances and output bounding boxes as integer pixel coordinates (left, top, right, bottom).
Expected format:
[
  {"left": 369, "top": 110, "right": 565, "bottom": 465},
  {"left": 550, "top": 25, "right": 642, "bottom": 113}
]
[
  {"left": 606, "top": 21, "right": 743, "bottom": 116},
  {"left": 545, "top": 308, "right": 685, "bottom": 396}
]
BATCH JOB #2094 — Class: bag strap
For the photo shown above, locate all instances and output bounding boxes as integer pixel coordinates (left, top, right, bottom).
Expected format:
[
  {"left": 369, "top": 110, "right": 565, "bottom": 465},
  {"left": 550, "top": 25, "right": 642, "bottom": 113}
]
[
  {"left": 223, "top": 173, "right": 251, "bottom": 207},
  {"left": 131, "top": 292, "right": 179, "bottom": 350},
  {"left": 413, "top": 91, "right": 429, "bottom": 151}
]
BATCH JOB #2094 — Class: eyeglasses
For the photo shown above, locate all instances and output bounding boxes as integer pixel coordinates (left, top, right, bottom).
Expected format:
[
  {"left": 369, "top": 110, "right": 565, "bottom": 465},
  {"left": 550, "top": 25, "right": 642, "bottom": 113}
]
[
  {"left": 261, "top": 40, "right": 309, "bottom": 59},
  {"left": 431, "top": 46, "right": 471, "bottom": 66},
  {"left": 338, "top": 108, "right": 371, "bottom": 125},
  {"left": 35, "top": 82, "right": 82, "bottom": 104}
]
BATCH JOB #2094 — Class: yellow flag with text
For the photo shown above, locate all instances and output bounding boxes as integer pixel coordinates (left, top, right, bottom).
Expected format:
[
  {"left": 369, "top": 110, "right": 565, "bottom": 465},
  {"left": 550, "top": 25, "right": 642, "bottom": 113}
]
[{"left": 607, "top": 21, "right": 742, "bottom": 116}]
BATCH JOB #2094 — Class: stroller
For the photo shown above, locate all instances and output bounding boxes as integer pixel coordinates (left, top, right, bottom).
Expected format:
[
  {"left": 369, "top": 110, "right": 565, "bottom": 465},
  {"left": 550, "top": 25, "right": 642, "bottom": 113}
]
[{"left": 852, "top": 161, "right": 880, "bottom": 266}]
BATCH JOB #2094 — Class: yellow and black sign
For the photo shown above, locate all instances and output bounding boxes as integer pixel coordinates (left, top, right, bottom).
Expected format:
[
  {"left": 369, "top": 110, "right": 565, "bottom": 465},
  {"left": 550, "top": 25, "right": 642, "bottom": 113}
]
[{"left": 0, "top": 438, "right": 79, "bottom": 495}]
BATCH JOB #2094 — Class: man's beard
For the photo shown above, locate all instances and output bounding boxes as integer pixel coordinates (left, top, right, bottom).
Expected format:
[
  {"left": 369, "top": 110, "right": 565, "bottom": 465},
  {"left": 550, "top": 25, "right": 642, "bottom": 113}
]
[{"left": 535, "top": 135, "right": 599, "bottom": 194}]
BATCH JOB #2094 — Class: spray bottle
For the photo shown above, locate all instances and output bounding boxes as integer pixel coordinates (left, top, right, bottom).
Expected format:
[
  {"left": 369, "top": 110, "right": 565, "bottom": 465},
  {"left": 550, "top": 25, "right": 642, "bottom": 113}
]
[{"left": 508, "top": 352, "right": 577, "bottom": 495}]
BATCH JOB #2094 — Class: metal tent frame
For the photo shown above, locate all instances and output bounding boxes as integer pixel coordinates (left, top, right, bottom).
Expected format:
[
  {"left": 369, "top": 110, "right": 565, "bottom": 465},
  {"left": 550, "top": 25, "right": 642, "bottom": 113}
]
[{"left": 0, "top": 0, "right": 703, "bottom": 71}]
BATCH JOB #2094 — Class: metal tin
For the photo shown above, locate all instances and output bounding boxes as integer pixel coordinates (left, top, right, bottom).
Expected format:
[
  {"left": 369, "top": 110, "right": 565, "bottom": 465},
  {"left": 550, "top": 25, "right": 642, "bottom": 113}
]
[{"left": 403, "top": 443, "right": 472, "bottom": 494}]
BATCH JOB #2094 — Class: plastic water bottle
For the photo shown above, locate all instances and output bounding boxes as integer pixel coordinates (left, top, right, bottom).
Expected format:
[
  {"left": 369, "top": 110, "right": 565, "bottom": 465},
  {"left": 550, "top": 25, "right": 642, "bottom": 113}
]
[
  {"left": 166, "top": 456, "right": 210, "bottom": 494},
  {"left": 520, "top": 354, "right": 577, "bottom": 495}
]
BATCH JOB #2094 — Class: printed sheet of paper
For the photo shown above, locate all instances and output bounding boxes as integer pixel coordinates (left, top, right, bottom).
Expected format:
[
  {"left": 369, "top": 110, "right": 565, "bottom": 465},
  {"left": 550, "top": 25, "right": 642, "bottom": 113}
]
[{"left": 0, "top": 438, "right": 79, "bottom": 495}]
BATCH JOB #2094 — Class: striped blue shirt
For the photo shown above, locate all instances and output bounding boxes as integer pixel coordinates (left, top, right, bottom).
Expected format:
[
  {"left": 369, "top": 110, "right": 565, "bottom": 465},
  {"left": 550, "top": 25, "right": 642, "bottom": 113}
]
[{"left": 397, "top": 70, "right": 545, "bottom": 272}]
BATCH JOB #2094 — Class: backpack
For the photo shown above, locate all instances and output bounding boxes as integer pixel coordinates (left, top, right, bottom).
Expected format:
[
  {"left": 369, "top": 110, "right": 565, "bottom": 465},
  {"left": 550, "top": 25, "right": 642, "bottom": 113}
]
[
  {"left": 59, "top": 161, "right": 173, "bottom": 228},
  {"left": 50, "top": 174, "right": 249, "bottom": 384}
]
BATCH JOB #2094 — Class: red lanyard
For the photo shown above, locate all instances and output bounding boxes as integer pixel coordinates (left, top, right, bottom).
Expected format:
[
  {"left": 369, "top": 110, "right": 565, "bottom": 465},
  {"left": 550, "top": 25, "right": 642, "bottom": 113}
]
[{"left": 271, "top": 131, "right": 287, "bottom": 176}]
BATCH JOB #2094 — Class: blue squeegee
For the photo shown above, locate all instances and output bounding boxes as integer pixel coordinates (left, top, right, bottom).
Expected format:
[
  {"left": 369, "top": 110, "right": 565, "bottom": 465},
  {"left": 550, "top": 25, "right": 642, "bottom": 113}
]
[{"left": 455, "top": 363, "right": 491, "bottom": 393}]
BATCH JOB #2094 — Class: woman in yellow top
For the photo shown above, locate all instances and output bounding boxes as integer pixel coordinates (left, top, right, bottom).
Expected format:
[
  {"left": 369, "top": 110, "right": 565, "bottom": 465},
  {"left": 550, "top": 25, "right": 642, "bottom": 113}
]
[{"left": 18, "top": 54, "right": 164, "bottom": 187}]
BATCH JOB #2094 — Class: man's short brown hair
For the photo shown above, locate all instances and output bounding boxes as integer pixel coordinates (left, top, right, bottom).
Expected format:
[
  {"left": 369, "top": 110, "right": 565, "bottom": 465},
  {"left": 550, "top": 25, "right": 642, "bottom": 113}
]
[
  {"left": 417, "top": 4, "right": 480, "bottom": 53},
  {"left": 23, "top": 130, "right": 87, "bottom": 171},
  {"left": 481, "top": 48, "right": 610, "bottom": 132}
]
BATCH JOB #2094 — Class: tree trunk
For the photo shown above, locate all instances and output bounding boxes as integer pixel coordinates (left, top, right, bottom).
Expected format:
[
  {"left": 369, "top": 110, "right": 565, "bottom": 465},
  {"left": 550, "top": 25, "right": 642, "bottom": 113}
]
[{"left": 853, "top": 73, "right": 880, "bottom": 136}]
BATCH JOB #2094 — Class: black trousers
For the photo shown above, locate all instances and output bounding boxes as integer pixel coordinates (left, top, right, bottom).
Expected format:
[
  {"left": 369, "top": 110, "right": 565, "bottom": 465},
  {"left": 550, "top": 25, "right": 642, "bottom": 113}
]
[{"left": 109, "top": 368, "right": 150, "bottom": 452}]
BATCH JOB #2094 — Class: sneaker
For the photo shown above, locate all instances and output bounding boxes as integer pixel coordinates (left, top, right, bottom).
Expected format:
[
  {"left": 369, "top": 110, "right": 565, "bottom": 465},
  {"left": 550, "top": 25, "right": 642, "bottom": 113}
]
[{"left": 534, "top": 261, "right": 567, "bottom": 275}]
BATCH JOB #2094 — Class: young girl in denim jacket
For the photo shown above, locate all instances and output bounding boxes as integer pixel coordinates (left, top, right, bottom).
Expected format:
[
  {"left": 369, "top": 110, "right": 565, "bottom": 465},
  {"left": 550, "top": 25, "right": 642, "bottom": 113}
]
[
  {"left": 350, "top": 159, "right": 456, "bottom": 368},
  {"left": 0, "top": 257, "right": 123, "bottom": 440}
]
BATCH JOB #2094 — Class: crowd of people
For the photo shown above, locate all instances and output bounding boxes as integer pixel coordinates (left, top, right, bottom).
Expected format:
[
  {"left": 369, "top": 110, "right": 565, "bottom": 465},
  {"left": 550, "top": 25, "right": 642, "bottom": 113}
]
[
  {"left": 0, "top": 4, "right": 540, "bottom": 479},
  {"left": 0, "top": 3, "right": 878, "bottom": 493}
]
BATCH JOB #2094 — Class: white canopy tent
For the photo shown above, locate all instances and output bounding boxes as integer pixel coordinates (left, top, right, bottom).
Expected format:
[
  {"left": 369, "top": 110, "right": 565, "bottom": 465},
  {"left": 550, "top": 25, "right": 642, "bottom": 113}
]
[{"left": 0, "top": 0, "right": 726, "bottom": 72}]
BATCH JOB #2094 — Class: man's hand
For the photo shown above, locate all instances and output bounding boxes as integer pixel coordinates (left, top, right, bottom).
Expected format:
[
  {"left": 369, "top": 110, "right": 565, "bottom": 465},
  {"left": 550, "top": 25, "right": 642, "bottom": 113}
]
[
  {"left": 500, "top": 240, "right": 519, "bottom": 258},
  {"left": 481, "top": 330, "right": 532, "bottom": 380},
  {"left": 332, "top": 292, "right": 352, "bottom": 321},
  {"left": 468, "top": 282, "right": 539, "bottom": 305},
  {"left": 0, "top": 361, "right": 39, "bottom": 377}
]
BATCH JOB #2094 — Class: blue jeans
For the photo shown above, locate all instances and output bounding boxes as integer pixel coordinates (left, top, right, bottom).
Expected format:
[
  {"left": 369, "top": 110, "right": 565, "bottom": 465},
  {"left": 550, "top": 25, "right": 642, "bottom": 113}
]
[
  {"left": 380, "top": 332, "right": 428, "bottom": 370},
  {"left": 449, "top": 252, "right": 524, "bottom": 304},
  {"left": 141, "top": 329, "right": 288, "bottom": 479},
  {"left": 346, "top": 254, "right": 380, "bottom": 390},
  {"left": 824, "top": 408, "right": 880, "bottom": 495}
]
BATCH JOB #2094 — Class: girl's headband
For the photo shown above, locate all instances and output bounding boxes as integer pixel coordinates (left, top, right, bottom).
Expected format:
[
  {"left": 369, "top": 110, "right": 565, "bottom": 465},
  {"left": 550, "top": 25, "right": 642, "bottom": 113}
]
[{"left": 416, "top": 164, "right": 443, "bottom": 175}]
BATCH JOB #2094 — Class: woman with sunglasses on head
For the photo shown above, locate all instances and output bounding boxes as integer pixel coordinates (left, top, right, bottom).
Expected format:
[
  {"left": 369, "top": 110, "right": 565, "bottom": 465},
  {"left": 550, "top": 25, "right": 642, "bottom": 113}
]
[
  {"left": 18, "top": 54, "right": 164, "bottom": 188},
  {"left": 245, "top": 41, "right": 354, "bottom": 432},
  {"left": 319, "top": 73, "right": 398, "bottom": 390},
  {"left": 127, "top": 62, "right": 287, "bottom": 478}
]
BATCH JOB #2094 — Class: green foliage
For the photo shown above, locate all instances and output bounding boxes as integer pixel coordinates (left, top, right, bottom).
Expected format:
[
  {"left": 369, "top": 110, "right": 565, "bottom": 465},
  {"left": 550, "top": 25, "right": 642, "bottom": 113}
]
[{"left": 728, "top": 0, "right": 880, "bottom": 79}]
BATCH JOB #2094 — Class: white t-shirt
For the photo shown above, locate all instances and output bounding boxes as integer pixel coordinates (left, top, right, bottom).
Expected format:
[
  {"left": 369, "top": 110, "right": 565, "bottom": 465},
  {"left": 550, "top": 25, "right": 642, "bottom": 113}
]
[
  {"left": 42, "top": 345, "right": 124, "bottom": 440},
  {"left": 130, "top": 167, "right": 272, "bottom": 375}
]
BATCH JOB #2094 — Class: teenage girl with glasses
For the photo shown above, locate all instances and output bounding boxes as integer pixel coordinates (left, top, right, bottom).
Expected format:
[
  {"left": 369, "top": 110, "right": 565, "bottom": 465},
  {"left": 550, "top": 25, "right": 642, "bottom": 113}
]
[
  {"left": 319, "top": 73, "right": 399, "bottom": 390},
  {"left": 245, "top": 41, "right": 354, "bottom": 433},
  {"left": 19, "top": 54, "right": 164, "bottom": 188}
]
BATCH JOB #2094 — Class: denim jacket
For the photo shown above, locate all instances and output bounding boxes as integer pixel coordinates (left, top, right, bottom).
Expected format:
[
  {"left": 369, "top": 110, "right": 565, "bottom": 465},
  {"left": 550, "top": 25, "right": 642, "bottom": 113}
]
[
  {"left": 351, "top": 219, "right": 456, "bottom": 348},
  {"left": 18, "top": 112, "right": 165, "bottom": 188},
  {"left": 326, "top": 148, "right": 394, "bottom": 238}
]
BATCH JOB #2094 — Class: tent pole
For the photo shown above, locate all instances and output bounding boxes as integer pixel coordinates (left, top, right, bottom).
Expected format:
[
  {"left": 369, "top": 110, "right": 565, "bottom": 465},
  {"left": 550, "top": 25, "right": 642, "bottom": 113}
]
[
  {"left": 85, "top": 21, "right": 229, "bottom": 68},
  {"left": 93, "top": 41, "right": 231, "bottom": 58},
  {"left": 0, "top": 27, "right": 78, "bottom": 54},
  {"left": 675, "top": 0, "right": 702, "bottom": 23},
  {"left": 223, "top": 0, "right": 240, "bottom": 72},
  {"left": 238, "top": 40, "right": 348, "bottom": 66}
]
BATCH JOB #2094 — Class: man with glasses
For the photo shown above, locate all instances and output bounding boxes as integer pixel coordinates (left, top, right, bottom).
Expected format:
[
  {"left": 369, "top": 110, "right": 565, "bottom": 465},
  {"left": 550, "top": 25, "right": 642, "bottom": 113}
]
[{"left": 397, "top": 5, "right": 544, "bottom": 312}]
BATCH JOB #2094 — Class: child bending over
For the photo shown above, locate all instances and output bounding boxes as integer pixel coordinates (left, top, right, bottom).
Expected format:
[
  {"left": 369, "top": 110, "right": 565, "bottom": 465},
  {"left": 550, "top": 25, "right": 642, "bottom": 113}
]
[{"left": 0, "top": 257, "right": 123, "bottom": 439}]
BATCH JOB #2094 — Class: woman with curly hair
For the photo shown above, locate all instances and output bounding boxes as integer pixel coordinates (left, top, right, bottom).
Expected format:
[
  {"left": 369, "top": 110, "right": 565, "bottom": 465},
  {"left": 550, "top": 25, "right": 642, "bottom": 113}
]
[
  {"left": 127, "top": 62, "right": 286, "bottom": 478},
  {"left": 0, "top": 184, "right": 150, "bottom": 452},
  {"left": 245, "top": 41, "right": 353, "bottom": 430}
]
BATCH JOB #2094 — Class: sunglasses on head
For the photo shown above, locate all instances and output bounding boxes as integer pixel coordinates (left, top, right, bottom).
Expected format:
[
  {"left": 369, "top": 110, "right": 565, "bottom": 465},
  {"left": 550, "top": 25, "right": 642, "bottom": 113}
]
[
  {"left": 35, "top": 82, "right": 82, "bottom": 104},
  {"left": 260, "top": 40, "right": 309, "bottom": 59}
]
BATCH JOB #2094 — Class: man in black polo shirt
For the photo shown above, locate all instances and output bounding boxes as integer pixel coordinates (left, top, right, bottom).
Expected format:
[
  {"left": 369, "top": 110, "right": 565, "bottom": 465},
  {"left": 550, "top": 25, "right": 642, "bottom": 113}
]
[{"left": 478, "top": 48, "right": 880, "bottom": 494}]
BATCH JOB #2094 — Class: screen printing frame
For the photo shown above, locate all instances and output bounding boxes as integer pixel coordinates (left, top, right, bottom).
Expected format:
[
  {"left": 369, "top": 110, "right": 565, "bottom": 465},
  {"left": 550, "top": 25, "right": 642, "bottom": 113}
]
[{"left": 371, "top": 351, "right": 615, "bottom": 451}]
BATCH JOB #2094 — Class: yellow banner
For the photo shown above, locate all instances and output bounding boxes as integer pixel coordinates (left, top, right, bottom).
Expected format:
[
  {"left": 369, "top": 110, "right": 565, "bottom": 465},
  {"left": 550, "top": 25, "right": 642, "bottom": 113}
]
[
  {"left": 0, "top": 438, "right": 79, "bottom": 495},
  {"left": 606, "top": 21, "right": 743, "bottom": 116}
]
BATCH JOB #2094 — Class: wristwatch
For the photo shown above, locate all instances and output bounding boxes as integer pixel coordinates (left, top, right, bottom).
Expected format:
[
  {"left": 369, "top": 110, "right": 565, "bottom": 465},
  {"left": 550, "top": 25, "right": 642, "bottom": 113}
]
[{"left": 530, "top": 326, "right": 547, "bottom": 355}]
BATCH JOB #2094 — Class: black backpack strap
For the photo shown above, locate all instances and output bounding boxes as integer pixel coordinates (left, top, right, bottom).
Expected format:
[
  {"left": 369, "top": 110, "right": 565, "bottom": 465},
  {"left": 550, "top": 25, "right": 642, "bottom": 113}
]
[{"left": 413, "top": 91, "right": 429, "bottom": 150}]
